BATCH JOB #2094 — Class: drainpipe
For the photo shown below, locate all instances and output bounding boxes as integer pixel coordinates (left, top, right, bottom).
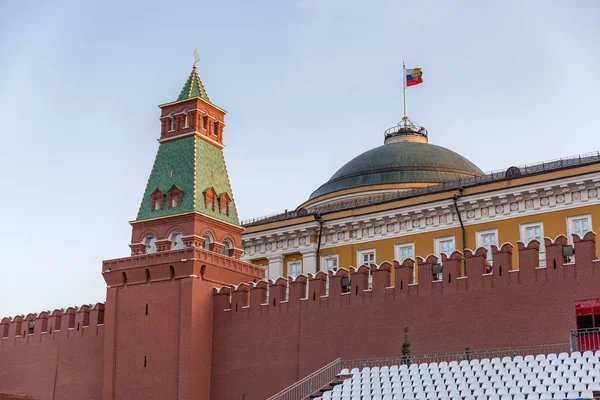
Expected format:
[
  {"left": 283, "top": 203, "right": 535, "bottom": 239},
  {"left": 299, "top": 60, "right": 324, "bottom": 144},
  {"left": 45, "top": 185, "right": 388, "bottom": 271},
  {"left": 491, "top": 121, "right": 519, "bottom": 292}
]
[
  {"left": 452, "top": 188, "right": 467, "bottom": 275},
  {"left": 314, "top": 213, "right": 324, "bottom": 271}
]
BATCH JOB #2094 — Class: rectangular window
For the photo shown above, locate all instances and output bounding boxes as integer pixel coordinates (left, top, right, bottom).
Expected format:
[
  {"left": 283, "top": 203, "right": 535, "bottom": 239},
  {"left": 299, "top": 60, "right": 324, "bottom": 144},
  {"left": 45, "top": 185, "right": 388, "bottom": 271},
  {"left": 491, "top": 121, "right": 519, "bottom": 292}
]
[
  {"left": 395, "top": 243, "right": 416, "bottom": 282},
  {"left": 568, "top": 214, "right": 592, "bottom": 241},
  {"left": 202, "top": 115, "right": 208, "bottom": 130},
  {"left": 321, "top": 254, "right": 339, "bottom": 272},
  {"left": 357, "top": 249, "right": 376, "bottom": 266},
  {"left": 520, "top": 222, "right": 545, "bottom": 267},
  {"left": 288, "top": 260, "right": 302, "bottom": 278},
  {"left": 476, "top": 229, "right": 498, "bottom": 262},
  {"left": 213, "top": 121, "right": 219, "bottom": 136},
  {"left": 434, "top": 236, "right": 455, "bottom": 259}
]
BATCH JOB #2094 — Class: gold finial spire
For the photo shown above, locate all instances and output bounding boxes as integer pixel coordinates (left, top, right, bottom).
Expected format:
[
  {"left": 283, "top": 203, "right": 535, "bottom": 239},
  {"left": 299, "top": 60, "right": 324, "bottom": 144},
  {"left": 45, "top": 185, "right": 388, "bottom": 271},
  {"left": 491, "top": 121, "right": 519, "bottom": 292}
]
[{"left": 193, "top": 49, "right": 200, "bottom": 67}]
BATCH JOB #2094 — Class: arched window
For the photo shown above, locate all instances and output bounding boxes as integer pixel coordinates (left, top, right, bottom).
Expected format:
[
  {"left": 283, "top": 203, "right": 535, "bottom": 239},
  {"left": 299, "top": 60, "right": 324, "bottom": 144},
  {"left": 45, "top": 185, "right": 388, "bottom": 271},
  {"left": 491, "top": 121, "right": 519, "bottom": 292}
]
[
  {"left": 222, "top": 239, "right": 232, "bottom": 256},
  {"left": 169, "top": 114, "right": 175, "bottom": 131},
  {"left": 144, "top": 235, "right": 157, "bottom": 254},
  {"left": 202, "top": 233, "right": 213, "bottom": 251},
  {"left": 170, "top": 231, "right": 184, "bottom": 250}
]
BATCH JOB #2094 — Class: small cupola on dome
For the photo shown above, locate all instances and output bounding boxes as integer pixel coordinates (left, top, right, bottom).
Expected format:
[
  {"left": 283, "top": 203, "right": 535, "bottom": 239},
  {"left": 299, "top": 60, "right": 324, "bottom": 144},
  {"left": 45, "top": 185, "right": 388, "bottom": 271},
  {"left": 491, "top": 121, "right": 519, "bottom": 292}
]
[{"left": 384, "top": 117, "right": 428, "bottom": 144}]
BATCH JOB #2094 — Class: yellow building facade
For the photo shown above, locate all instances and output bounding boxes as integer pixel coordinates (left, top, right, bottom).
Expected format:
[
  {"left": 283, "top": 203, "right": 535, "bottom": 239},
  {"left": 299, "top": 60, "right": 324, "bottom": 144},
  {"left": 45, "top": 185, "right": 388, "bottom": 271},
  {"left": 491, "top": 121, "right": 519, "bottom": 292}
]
[{"left": 241, "top": 119, "right": 600, "bottom": 281}]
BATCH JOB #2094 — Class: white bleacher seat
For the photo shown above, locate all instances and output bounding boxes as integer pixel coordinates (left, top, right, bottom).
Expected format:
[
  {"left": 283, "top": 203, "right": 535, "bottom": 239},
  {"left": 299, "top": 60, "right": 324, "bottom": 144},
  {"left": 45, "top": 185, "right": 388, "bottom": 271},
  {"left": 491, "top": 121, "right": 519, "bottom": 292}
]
[{"left": 582, "top": 388, "right": 594, "bottom": 398}]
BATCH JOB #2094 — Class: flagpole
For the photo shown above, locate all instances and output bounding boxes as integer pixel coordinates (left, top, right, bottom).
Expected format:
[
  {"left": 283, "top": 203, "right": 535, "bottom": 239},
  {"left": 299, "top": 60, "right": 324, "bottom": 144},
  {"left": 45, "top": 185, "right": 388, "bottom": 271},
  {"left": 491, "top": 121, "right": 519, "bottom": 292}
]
[{"left": 403, "top": 61, "right": 407, "bottom": 121}]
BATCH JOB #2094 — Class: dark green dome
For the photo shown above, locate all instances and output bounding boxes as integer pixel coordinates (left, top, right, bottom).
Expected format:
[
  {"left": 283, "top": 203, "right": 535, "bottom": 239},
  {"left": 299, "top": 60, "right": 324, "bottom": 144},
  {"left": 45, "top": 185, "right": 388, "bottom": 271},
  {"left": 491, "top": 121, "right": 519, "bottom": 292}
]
[{"left": 308, "top": 141, "right": 483, "bottom": 201}]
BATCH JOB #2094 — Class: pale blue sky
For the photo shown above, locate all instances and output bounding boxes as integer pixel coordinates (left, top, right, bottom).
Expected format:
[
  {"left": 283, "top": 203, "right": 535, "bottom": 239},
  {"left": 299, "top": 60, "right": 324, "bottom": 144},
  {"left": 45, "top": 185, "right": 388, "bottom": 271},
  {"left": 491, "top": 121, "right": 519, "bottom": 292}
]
[{"left": 1, "top": 0, "right": 599, "bottom": 317}]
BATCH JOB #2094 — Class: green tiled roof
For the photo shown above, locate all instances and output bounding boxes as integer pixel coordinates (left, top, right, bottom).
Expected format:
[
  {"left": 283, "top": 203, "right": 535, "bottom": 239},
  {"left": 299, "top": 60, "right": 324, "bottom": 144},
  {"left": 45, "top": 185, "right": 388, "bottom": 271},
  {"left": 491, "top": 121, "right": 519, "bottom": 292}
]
[
  {"left": 136, "top": 136, "right": 239, "bottom": 225},
  {"left": 176, "top": 65, "right": 210, "bottom": 102}
]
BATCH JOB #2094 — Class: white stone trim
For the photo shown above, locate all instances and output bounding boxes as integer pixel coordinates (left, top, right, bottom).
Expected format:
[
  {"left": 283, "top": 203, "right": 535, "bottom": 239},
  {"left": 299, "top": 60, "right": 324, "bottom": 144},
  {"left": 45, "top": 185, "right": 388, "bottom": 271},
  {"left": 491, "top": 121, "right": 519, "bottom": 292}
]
[{"left": 242, "top": 172, "right": 600, "bottom": 261}]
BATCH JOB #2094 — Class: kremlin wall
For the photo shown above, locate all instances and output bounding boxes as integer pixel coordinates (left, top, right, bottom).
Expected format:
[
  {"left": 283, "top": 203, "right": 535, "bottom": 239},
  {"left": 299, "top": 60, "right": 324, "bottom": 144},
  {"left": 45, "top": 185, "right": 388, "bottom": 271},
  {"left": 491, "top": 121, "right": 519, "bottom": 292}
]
[{"left": 1, "top": 64, "right": 600, "bottom": 400}]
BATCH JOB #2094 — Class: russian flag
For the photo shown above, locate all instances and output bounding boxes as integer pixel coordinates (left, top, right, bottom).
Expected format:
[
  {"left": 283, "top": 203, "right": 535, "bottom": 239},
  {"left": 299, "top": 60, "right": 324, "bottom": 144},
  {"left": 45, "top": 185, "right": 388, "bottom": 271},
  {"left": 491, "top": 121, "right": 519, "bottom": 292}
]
[{"left": 406, "top": 68, "right": 423, "bottom": 87}]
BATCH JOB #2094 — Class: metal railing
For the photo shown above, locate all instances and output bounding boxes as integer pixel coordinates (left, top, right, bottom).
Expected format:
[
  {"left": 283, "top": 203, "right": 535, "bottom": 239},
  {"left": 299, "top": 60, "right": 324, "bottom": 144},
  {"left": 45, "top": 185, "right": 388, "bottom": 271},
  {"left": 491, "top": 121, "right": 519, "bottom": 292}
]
[
  {"left": 241, "top": 150, "right": 600, "bottom": 227},
  {"left": 266, "top": 358, "right": 342, "bottom": 400},
  {"left": 341, "top": 343, "right": 570, "bottom": 370},
  {"left": 570, "top": 327, "right": 600, "bottom": 352}
]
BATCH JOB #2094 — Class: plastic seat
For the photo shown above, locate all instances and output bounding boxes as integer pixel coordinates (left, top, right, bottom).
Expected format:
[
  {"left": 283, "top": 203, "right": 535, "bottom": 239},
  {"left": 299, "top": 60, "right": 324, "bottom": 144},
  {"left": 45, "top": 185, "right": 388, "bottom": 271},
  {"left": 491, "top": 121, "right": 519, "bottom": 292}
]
[
  {"left": 526, "top": 394, "right": 540, "bottom": 400},
  {"left": 535, "top": 354, "right": 546, "bottom": 361},
  {"left": 581, "top": 389, "right": 594, "bottom": 399},
  {"left": 534, "top": 385, "right": 547, "bottom": 393},
  {"left": 558, "top": 352, "right": 569, "bottom": 360}
]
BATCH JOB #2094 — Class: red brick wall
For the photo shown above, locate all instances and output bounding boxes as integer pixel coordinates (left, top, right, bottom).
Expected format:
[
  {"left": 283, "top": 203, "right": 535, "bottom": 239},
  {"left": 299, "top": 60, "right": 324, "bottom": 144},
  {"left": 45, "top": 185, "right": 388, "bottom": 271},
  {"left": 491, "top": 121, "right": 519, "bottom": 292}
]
[
  {"left": 0, "top": 316, "right": 104, "bottom": 400},
  {"left": 210, "top": 233, "right": 600, "bottom": 400}
]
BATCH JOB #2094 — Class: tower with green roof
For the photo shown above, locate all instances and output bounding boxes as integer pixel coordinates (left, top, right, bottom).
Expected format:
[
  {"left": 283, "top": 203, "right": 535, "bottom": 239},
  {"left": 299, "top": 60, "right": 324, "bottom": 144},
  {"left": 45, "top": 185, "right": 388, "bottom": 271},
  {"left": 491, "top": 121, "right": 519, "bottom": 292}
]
[
  {"left": 128, "top": 62, "right": 244, "bottom": 257},
  {"left": 101, "top": 62, "right": 264, "bottom": 400}
]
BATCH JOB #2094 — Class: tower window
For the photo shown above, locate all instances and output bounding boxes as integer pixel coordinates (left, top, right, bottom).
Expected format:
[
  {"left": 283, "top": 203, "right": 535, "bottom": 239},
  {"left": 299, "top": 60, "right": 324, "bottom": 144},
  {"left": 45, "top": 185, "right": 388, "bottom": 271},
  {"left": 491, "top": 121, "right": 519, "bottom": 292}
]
[
  {"left": 144, "top": 235, "right": 157, "bottom": 254},
  {"left": 28, "top": 320, "right": 35, "bottom": 335},
  {"left": 218, "top": 193, "right": 231, "bottom": 216},
  {"left": 151, "top": 189, "right": 165, "bottom": 211},
  {"left": 168, "top": 185, "right": 182, "bottom": 209},
  {"left": 169, "top": 115, "right": 175, "bottom": 131},
  {"left": 202, "top": 232, "right": 213, "bottom": 251},
  {"left": 202, "top": 115, "right": 208, "bottom": 130},
  {"left": 213, "top": 121, "right": 219, "bottom": 136},
  {"left": 222, "top": 239, "right": 232, "bottom": 256},
  {"left": 170, "top": 230, "right": 184, "bottom": 250},
  {"left": 204, "top": 188, "right": 217, "bottom": 211}
]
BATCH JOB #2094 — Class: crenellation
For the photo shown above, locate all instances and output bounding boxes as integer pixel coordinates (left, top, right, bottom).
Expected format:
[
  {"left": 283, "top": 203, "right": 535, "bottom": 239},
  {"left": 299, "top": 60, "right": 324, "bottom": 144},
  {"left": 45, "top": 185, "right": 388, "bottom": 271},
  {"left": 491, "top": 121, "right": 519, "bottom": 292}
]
[
  {"left": 212, "top": 235, "right": 599, "bottom": 316},
  {"left": 349, "top": 265, "right": 369, "bottom": 298},
  {"left": 441, "top": 251, "right": 462, "bottom": 290},
  {"left": 287, "top": 275, "right": 307, "bottom": 307},
  {"left": 327, "top": 268, "right": 348, "bottom": 302},
  {"left": 268, "top": 277, "right": 288, "bottom": 307},
  {"left": 0, "top": 303, "right": 105, "bottom": 347},
  {"left": 371, "top": 261, "right": 392, "bottom": 300},
  {"left": 231, "top": 282, "right": 250, "bottom": 312},
  {"left": 416, "top": 254, "right": 438, "bottom": 294},
  {"left": 307, "top": 271, "right": 327, "bottom": 305}
]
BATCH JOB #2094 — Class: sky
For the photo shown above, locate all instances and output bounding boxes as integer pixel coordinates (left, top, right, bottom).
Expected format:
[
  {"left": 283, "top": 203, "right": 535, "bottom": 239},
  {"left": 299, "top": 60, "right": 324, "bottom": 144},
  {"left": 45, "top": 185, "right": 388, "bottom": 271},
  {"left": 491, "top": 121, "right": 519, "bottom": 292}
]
[{"left": 0, "top": 0, "right": 599, "bottom": 317}]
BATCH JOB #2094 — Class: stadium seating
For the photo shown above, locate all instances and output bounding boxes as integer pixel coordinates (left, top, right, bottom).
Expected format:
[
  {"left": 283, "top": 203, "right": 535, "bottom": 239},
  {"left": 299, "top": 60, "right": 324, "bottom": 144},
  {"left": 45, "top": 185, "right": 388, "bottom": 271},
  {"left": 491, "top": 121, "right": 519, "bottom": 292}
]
[{"left": 316, "top": 351, "right": 600, "bottom": 400}]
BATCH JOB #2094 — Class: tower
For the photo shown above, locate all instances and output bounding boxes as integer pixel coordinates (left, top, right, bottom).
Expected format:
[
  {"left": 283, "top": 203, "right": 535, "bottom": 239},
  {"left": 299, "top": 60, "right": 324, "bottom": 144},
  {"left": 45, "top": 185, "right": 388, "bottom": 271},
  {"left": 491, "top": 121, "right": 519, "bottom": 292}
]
[{"left": 101, "top": 63, "right": 264, "bottom": 400}]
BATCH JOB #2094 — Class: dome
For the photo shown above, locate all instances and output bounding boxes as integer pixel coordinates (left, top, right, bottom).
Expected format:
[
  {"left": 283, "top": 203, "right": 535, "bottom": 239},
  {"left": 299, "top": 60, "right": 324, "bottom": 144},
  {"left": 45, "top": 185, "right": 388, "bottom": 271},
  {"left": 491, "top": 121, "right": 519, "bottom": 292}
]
[{"left": 308, "top": 140, "right": 483, "bottom": 202}]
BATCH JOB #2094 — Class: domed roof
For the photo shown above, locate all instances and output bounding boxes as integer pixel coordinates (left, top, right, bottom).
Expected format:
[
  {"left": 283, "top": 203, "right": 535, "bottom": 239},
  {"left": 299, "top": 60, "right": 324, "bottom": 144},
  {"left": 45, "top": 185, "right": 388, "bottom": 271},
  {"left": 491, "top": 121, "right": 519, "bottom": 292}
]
[{"left": 308, "top": 141, "right": 483, "bottom": 201}]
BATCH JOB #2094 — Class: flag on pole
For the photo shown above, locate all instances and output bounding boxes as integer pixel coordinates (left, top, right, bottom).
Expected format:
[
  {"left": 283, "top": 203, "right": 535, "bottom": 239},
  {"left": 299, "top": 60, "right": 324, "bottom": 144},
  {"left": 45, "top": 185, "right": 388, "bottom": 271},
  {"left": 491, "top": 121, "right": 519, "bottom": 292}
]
[
  {"left": 193, "top": 49, "right": 200, "bottom": 66},
  {"left": 405, "top": 68, "right": 423, "bottom": 87}
]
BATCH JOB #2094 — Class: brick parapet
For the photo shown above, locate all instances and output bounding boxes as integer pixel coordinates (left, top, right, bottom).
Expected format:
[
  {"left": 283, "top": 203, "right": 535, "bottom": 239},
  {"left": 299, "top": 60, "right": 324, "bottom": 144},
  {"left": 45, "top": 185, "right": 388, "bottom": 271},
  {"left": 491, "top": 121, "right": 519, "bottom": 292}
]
[
  {"left": 213, "top": 234, "right": 599, "bottom": 315},
  {"left": 102, "top": 247, "right": 264, "bottom": 287},
  {"left": 0, "top": 303, "right": 105, "bottom": 347}
]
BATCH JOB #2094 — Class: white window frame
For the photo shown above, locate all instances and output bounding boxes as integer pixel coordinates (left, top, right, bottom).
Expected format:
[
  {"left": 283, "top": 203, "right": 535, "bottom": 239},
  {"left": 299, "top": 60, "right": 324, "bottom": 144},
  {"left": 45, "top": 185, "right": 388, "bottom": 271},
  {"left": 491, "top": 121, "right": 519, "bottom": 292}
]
[
  {"left": 567, "top": 214, "right": 593, "bottom": 243},
  {"left": 476, "top": 229, "right": 498, "bottom": 262},
  {"left": 434, "top": 236, "right": 456, "bottom": 259},
  {"left": 321, "top": 254, "right": 339, "bottom": 272},
  {"left": 287, "top": 260, "right": 303, "bottom": 278},
  {"left": 357, "top": 248, "right": 376, "bottom": 266},
  {"left": 395, "top": 242, "right": 416, "bottom": 282},
  {"left": 520, "top": 222, "right": 546, "bottom": 267}
]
